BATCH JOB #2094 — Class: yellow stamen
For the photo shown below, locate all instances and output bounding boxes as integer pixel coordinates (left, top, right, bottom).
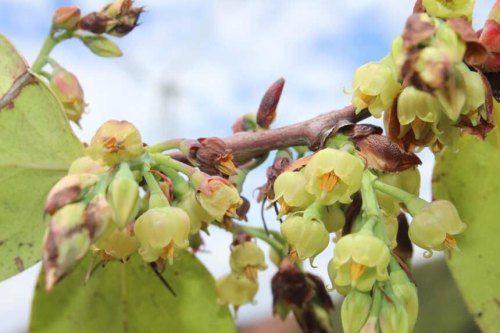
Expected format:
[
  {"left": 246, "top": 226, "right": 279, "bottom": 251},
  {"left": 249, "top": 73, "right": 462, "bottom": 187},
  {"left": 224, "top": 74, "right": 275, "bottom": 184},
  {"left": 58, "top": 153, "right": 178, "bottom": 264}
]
[
  {"left": 350, "top": 262, "right": 365, "bottom": 281},
  {"left": 226, "top": 205, "right": 238, "bottom": 218},
  {"left": 279, "top": 199, "right": 290, "bottom": 215},
  {"left": 103, "top": 136, "right": 121, "bottom": 152},
  {"left": 319, "top": 172, "right": 339, "bottom": 192},
  {"left": 288, "top": 249, "right": 299, "bottom": 262},
  {"left": 163, "top": 242, "right": 175, "bottom": 258},
  {"left": 244, "top": 266, "right": 258, "bottom": 282},
  {"left": 217, "top": 155, "right": 238, "bottom": 176},
  {"left": 443, "top": 233, "right": 457, "bottom": 250}
]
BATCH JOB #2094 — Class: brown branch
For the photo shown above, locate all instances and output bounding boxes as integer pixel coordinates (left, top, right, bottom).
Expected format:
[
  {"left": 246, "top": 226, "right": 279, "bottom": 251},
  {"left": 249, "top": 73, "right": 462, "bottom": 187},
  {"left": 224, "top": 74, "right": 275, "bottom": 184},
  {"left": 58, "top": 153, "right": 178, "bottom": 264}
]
[{"left": 225, "top": 105, "right": 368, "bottom": 163}]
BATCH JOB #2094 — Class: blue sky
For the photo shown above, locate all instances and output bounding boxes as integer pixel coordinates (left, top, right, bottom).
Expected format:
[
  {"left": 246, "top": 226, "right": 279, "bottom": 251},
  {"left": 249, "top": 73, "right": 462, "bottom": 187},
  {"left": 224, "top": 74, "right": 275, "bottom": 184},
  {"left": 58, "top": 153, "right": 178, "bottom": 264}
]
[{"left": 0, "top": 1, "right": 494, "bottom": 332}]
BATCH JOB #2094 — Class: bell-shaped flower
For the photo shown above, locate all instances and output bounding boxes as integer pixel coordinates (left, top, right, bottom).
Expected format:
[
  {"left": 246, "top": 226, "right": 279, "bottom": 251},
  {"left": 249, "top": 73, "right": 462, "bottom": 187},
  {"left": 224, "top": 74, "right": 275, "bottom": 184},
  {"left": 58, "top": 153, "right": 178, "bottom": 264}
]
[
  {"left": 390, "top": 270, "right": 418, "bottom": 331},
  {"left": 408, "top": 200, "right": 466, "bottom": 253},
  {"left": 422, "top": 0, "right": 475, "bottom": 21},
  {"left": 174, "top": 191, "right": 213, "bottom": 234},
  {"left": 349, "top": 58, "right": 400, "bottom": 118},
  {"left": 341, "top": 289, "right": 372, "bottom": 333},
  {"left": 273, "top": 171, "right": 315, "bottom": 215},
  {"left": 378, "top": 292, "right": 409, "bottom": 333},
  {"left": 329, "top": 230, "right": 390, "bottom": 294},
  {"left": 196, "top": 176, "right": 242, "bottom": 222},
  {"left": 303, "top": 148, "right": 364, "bottom": 205},
  {"left": 216, "top": 273, "right": 258, "bottom": 307},
  {"left": 280, "top": 212, "right": 330, "bottom": 263},
  {"left": 86, "top": 120, "right": 144, "bottom": 166},
  {"left": 230, "top": 241, "right": 267, "bottom": 281},
  {"left": 93, "top": 226, "right": 139, "bottom": 261},
  {"left": 322, "top": 203, "right": 346, "bottom": 233},
  {"left": 134, "top": 207, "right": 190, "bottom": 262}
]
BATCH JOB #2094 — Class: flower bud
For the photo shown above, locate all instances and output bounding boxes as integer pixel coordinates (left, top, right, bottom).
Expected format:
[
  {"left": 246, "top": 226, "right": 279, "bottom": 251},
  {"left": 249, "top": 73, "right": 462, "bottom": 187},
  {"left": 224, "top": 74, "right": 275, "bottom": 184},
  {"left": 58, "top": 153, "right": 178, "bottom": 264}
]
[
  {"left": 68, "top": 156, "right": 107, "bottom": 175},
  {"left": 107, "top": 163, "right": 140, "bottom": 228},
  {"left": 44, "top": 173, "right": 99, "bottom": 215},
  {"left": 196, "top": 176, "right": 242, "bottom": 222},
  {"left": 43, "top": 203, "right": 90, "bottom": 290},
  {"left": 84, "top": 194, "right": 113, "bottom": 242},
  {"left": 341, "top": 289, "right": 372, "bottom": 333},
  {"left": 80, "top": 35, "right": 123, "bottom": 58},
  {"left": 134, "top": 207, "right": 190, "bottom": 262},
  {"left": 408, "top": 200, "right": 466, "bottom": 253},
  {"left": 50, "top": 66, "right": 85, "bottom": 124},
  {"left": 94, "top": 226, "right": 139, "bottom": 261},
  {"left": 422, "top": 0, "right": 474, "bottom": 21},
  {"left": 273, "top": 171, "right": 315, "bottom": 215},
  {"left": 281, "top": 214, "right": 329, "bottom": 263},
  {"left": 101, "top": 0, "right": 144, "bottom": 37},
  {"left": 52, "top": 6, "right": 81, "bottom": 30},
  {"left": 379, "top": 294, "right": 409, "bottom": 333},
  {"left": 174, "top": 191, "right": 212, "bottom": 234},
  {"left": 86, "top": 120, "right": 143, "bottom": 166},
  {"left": 216, "top": 273, "right": 258, "bottom": 307},
  {"left": 390, "top": 270, "right": 418, "bottom": 331},
  {"left": 230, "top": 241, "right": 267, "bottom": 281},
  {"left": 322, "top": 204, "right": 346, "bottom": 233},
  {"left": 329, "top": 230, "right": 390, "bottom": 294},
  {"left": 304, "top": 148, "right": 364, "bottom": 205}
]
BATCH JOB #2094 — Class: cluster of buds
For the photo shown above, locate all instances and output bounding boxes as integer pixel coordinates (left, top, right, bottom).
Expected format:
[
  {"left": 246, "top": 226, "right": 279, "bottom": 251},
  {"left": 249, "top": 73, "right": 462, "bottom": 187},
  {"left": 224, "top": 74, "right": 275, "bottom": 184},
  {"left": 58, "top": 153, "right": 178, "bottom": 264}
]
[
  {"left": 78, "top": 0, "right": 143, "bottom": 37},
  {"left": 348, "top": 8, "right": 493, "bottom": 151},
  {"left": 216, "top": 234, "right": 267, "bottom": 310}
]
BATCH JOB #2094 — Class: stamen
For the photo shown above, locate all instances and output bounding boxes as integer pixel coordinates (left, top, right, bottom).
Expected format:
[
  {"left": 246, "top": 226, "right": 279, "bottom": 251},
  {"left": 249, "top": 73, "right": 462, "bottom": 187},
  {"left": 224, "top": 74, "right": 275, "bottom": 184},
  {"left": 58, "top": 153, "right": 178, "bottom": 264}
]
[
  {"left": 217, "top": 155, "right": 237, "bottom": 176},
  {"left": 443, "top": 233, "right": 457, "bottom": 250},
  {"left": 319, "top": 172, "right": 339, "bottom": 192},
  {"left": 350, "top": 261, "right": 365, "bottom": 281},
  {"left": 103, "top": 136, "right": 121, "bottom": 152},
  {"left": 164, "top": 242, "right": 175, "bottom": 258},
  {"left": 244, "top": 266, "right": 258, "bottom": 282}
]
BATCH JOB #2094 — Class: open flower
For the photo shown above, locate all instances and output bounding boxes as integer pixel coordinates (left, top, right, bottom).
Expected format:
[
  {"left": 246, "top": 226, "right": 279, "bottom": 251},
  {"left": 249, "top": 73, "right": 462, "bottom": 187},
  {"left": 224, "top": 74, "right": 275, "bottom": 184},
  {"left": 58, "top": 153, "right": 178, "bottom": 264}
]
[
  {"left": 273, "top": 171, "right": 314, "bottom": 214},
  {"left": 134, "top": 207, "right": 190, "bottom": 262},
  {"left": 230, "top": 241, "right": 267, "bottom": 281},
  {"left": 329, "top": 230, "right": 390, "bottom": 294},
  {"left": 408, "top": 200, "right": 466, "bottom": 253},
  {"left": 196, "top": 176, "right": 242, "bottom": 222},
  {"left": 216, "top": 273, "right": 258, "bottom": 307},
  {"left": 303, "top": 148, "right": 364, "bottom": 205}
]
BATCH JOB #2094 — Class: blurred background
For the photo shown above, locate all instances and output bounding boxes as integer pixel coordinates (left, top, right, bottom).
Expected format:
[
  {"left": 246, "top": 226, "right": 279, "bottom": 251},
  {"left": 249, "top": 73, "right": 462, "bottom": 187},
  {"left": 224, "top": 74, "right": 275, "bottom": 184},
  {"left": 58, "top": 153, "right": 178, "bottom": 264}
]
[{"left": 0, "top": 0, "right": 492, "bottom": 332}]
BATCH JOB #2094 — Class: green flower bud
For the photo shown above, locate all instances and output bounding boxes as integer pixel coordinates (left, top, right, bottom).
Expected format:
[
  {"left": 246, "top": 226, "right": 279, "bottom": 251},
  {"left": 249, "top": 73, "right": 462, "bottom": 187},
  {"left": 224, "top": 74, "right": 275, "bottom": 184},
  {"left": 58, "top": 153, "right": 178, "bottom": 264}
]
[
  {"left": 390, "top": 270, "right": 418, "bottom": 331},
  {"left": 196, "top": 176, "right": 242, "bottom": 222},
  {"left": 52, "top": 6, "right": 81, "bottom": 30},
  {"left": 408, "top": 200, "right": 466, "bottom": 253},
  {"left": 94, "top": 226, "right": 139, "bottom": 261},
  {"left": 384, "top": 213, "right": 399, "bottom": 250},
  {"left": 330, "top": 230, "right": 390, "bottom": 294},
  {"left": 322, "top": 204, "right": 346, "bottom": 233},
  {"left": 304, "top": 148, "right": 364, "bottom": 205},
  {"left": 341, "top": 289, "right": 372, "bottom": 333},
  {"left": 216, "top": 273, "right": 258, "bottom": 307},
  {"left": 86, "top": 120, "right": 143, "bottom": 166},
  {"left": 134, "top": 207, "right": 190, "bottom": 262},
  {"left": 107, "top": 163, "right": 140, "bottom": 228},
  {"left": 68, "top": 156, "right": 108, "bottom": 175},
  {"left": 174, "top": 191, "right": 213, "bottom": 234},
  {"left": 422, "top": 0, "right": 475, "bottom": 22},
  {"left": 230, "top": 241, "right": 267, "bottom": 281},
  {"left": 281, "top": 211, "right": 330, "bottom": 263},
  {"left": 379, "top": 293, "right": 409, "bottom": 333},
  {"left": 80, "top": 35, "right": 123, "bottom": 58},
  {"left": 85, "top": 194, "right": 113, "bottom": 242},
  {"left": 349, "top": 58, "right": 401, "bottom": 118},
  {"left": 273, "top": 171, "right": 315, "bottom": 214},
  {"left": 44, "top": 173, "right": 99, "bottom": 215}
]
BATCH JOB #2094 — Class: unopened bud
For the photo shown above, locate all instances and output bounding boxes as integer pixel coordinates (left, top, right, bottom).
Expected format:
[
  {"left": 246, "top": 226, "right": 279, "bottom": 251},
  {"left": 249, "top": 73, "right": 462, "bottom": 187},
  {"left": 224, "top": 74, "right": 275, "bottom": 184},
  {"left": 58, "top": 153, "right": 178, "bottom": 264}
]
[
  {"left": 53, "top": 6, "right": 81, "bottom": 30},
  {"left": 45, "top": 173, "right": 98, "bottom": 215},
  {"left": 341, "top": 289, "right": 372, "bottom": 333},
  {"left": 80, "top": 35, "right": 123, "bottom": 57},
  {"left": 50, "top": 66, "right": 85, "bottom": 124},
  {"left": 107, "top": 163, "right": 140, "bottom": 228},
  {"left": 256, "top": 78, "right": 284, "bottom": 129}
]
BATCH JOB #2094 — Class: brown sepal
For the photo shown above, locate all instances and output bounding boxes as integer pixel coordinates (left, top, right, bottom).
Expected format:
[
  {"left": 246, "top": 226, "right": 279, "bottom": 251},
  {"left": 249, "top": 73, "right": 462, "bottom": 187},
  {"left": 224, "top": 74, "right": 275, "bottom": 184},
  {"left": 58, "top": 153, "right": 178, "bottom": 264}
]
[
  {"left": 236, "top": 196, "right": 251, "bottom": 221},
  {"left": 256, "top": 156, "right": 291, "bottom": 202},
  {"left": 257, "top": 78, "right": 285, "bottom": 129},
  {"left": 447, "top": 18, "right": 488, "bottom": 66},
  {"left": 402, "top": 13, "right": 436, "bottom": 49},
  {"left": 44, "top": 186, "right": 81, "bottom": 215},
  {"left": 194, "top": 137, "right": 237, "bottom": 176},
  {"left": 78, "top": 12, "right": 110, "bottom": 34}
]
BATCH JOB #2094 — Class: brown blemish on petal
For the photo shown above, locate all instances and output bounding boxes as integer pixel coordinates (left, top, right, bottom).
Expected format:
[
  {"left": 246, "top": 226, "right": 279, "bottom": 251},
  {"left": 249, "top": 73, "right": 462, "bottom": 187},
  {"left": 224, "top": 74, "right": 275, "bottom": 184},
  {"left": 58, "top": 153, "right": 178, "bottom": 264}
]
[{"left": 15, "top": 256, "right": 24, "bottom": 272}]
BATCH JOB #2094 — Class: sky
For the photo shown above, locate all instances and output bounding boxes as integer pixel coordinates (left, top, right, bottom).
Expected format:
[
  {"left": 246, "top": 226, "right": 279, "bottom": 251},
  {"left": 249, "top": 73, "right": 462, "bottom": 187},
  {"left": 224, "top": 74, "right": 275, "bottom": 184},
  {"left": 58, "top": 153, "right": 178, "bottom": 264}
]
[{"left": 0, "top": 0, "right": 493, "bottom": 332}]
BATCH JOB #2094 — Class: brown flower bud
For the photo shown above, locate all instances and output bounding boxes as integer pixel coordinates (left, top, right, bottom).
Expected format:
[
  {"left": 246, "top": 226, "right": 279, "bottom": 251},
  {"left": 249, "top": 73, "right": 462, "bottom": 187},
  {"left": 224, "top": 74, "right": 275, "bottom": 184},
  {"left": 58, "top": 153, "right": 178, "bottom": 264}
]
[
  {"left": 257, "top": 78, "right": 284, "bottom": 129},
  {"left": 53, "top": 6, "right": 81, "bottom": 30},
  {"left": 78, "top": 12, "right": 111, "bottom": 34}
]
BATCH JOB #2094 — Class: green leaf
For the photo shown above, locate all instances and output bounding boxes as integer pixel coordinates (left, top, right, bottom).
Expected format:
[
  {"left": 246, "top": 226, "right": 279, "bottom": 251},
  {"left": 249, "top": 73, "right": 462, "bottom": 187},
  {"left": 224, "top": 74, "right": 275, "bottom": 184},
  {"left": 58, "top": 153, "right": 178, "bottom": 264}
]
[
  {"left": 0, "top": 34, "right": 83, "bottom": 281},
  {"left": 29, "top": 252, "right": 237, "bottom": 333},
  {"left": 433, "top": 132, "right": 500, "bottom": 332},
  {"left": 79, "top": 35, "right": 123, "bottom": 58}
]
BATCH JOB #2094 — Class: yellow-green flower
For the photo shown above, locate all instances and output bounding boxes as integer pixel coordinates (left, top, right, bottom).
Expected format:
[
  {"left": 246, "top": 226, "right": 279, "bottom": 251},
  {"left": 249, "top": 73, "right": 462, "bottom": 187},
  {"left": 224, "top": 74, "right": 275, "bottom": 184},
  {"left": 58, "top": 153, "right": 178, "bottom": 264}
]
[
  {"left": 422, "top": 0, "right": 475, "bottom": 21},
  {"left": 304, "top": 148, "right": 364, "bottom": 205},
  {"left": 341, "top": 289, "right": 372, "bottom": 333},
  {"left": 134, "top": 207, "right": 190, "bottom": 262},
  {"left": 329, "top": 230, "right": 390, "bottom": 294},
  {"left": 349, "top": 58, "right": 401, "bottom": 118},
  {"left": 174, "top": 191, "right": 213, "bottom": 234},
  {"left": 196, "top": 176, "right": 242, "bottom": 222},
  {"left": 216, "top": 273, "right": 258, "bottom": 307},
  {"left": 273, "top": 171, "right": 315, "bottom": 214},
  {"left": 230, "top": 241, "right": 267, "bottom": 281},
  {"left": 408, "top": 200, "right": 466, "bottom": 253}
]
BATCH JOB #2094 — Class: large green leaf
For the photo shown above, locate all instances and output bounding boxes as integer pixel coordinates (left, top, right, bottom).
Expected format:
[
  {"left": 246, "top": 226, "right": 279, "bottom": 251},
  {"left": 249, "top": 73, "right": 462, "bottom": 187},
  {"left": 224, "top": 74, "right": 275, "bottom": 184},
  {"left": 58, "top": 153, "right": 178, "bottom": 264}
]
[
  {"left": 29, "top": 252, "right": 236, "bottom": 333},
  {"left": 0, "top": 34, "right": 83, "bottom": 281},
  {"left": 433, "top": 132, "right": 500, "bottom": 332}
]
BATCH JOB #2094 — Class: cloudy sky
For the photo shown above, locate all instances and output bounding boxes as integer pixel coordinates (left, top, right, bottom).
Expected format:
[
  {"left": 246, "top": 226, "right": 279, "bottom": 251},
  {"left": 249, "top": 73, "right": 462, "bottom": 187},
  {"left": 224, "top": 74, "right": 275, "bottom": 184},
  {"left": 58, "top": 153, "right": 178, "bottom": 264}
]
[{"left": 0, "top": 0, "right": 493, "bottom": 332}]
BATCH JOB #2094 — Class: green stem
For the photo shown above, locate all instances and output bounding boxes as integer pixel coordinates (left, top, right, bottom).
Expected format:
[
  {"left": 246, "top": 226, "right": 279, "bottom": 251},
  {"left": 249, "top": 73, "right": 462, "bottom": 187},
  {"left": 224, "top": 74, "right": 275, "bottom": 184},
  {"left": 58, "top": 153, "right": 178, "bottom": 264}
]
[
  {"left": 157, "top": 165, "right": 191, "bottom": 198},
  {"left": 145, "top": 138, "right": 183, "bottom": 154},
  {"left": 142, "top": 165, "right": 170, "bottom": 208},
  {"left": 360, "top": 171, "right": 390, "bottom": 245},
  {"left": 153, "top": 154, "right": 198, "bottom": 177},
  {"left": 32, "top": 30, "right": 72, "bottom": 73},
  {"left": 372, "top": 180, "right": 427, "bottom": 215},
  {"left": 235, "top": 223, "right": 284, "bottom": 256},
  {"left": 231, "top": 154, "right": 268, "bottom": 192},
  {"left": 368, "top": 284, "right": 383, "bottom": 319}
]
